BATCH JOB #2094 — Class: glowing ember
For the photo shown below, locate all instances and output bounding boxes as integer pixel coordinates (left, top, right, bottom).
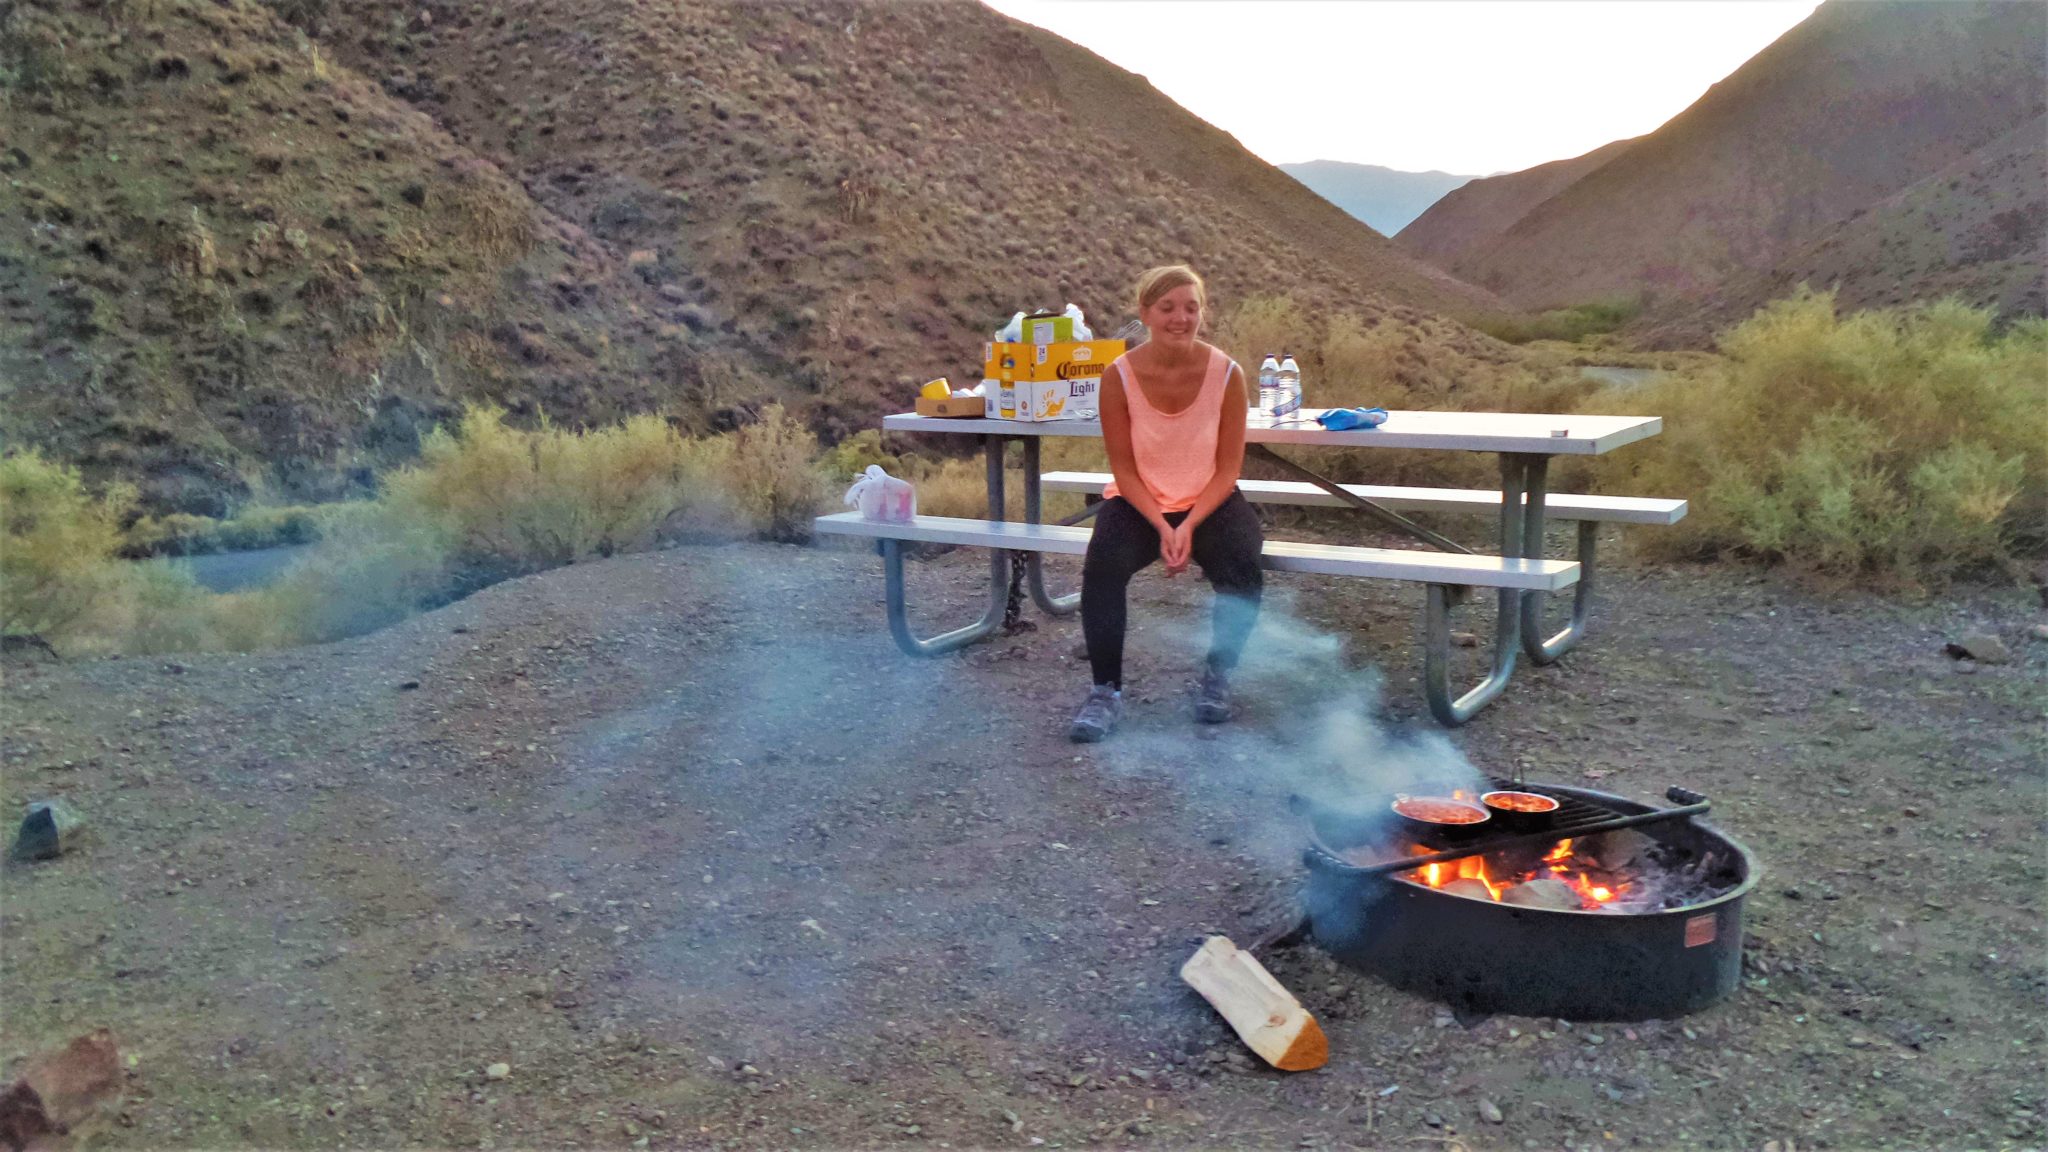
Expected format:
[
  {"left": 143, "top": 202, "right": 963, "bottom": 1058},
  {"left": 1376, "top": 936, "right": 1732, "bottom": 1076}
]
[{"left": 1406, "top": 836, "right": 1627, "bottom": 911}]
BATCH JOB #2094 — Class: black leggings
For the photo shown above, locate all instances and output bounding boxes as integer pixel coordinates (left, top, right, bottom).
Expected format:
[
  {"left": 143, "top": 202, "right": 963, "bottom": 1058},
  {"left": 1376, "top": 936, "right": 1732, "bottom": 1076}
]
[{"left": 1081, "top": 493, "right": 1264, "bottom": 688}]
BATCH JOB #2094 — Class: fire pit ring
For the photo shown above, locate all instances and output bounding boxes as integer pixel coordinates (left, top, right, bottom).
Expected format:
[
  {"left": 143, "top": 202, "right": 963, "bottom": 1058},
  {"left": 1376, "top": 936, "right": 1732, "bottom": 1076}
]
[{"left": 1301, "top": 783, "right": 1761, "bottom": 1021}]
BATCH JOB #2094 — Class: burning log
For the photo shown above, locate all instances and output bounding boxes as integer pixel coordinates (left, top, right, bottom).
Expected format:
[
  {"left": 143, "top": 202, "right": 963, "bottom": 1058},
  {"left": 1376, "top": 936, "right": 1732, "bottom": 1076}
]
[
  {"left": 1438, "top": 878, "right": 1495, "bottom": 902},
  {"left": 1587, "top": 829, "right": 1655, "bottom": 872},
  {"left": 1499, "top": 877, "right": 1579, "bottom": 911},
  {"left": 1179, "top": 936, "right": 1328, "bottom": 1071}
]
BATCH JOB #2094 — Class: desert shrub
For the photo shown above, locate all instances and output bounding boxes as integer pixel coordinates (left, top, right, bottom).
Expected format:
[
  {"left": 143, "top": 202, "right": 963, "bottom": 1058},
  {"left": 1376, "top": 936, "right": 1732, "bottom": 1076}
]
[
  {"left": 0, "top": 451, "right": 133, "bottom": 648},
  {"left": 3, "top": 402, "right": 860, "bottom": 655},
  {"left": 250, "top": 500, "right": 457, "bottom": 645},
  {"left": 126, "top": 505, "right": 323, "bottom": 556},
  {"left": 1468, "top": 298, "right": 1642, "bottom": 345},
  {"left": 1586, "top": 290, "right": 2044, "bottom": 583},
  {"left": 381, "top": 406, "right": 730, "bottom": 572},
  {"left": 1214, "top": 294, "right": 1314, "bottom": 368},
  {"left": 817, "top": 428, "right": 904, "bottom": 483},
  {"left": 109, "top": 561, "right": 260, "bottom": 656},
  {"left": 724, "top": 404, "right": 826, "bottom": 541},
  {"left": 0, "top": 452, "right": 265, "bottom": 655}
]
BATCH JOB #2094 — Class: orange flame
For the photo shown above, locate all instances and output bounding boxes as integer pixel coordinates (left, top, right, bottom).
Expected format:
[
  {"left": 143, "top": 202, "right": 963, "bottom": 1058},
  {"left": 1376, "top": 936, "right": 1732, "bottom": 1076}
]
[
  {"left": 1412, "top": 854, "right": 1505, "bottom": 901},
  {"left": 1404, "top": 837, "right": 1625, "bottom": 910}
]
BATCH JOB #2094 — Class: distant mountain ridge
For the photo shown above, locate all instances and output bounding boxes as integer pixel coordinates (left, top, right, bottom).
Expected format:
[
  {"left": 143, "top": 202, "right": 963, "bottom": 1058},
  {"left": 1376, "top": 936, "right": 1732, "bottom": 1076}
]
[
  {"left": 1279, "top": 161, "right": 1475, "bottom": 236},
  {"left": 1394, "top": 138, "right": 1638, "bottom": 269},
  {"left": 1402, "top": 0, "right": 2046, "bottom": 315}
]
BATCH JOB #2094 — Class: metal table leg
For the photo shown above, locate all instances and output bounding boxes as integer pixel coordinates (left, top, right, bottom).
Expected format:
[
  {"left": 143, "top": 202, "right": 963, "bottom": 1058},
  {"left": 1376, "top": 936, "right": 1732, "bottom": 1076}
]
[
  {"left": 1423, "top": 455, "right": 1528, "bottom": 726},
  {"left": 1518, "top": 454, "right": 1592, "bottom": 665},
  {"left": 881, "top": 437, "right": 1010, "bottom": 656},
  {"left": 1020, "top": 438, "right": 1080, "bottom": 616}
]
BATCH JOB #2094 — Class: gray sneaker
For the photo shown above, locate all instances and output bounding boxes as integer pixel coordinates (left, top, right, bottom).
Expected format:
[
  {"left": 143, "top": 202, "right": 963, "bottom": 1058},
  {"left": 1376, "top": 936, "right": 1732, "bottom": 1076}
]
[
  {"left": 1068, "top": 684, "right": 1124, "bottom": 743},
  {"left": 1195, "top": 668, "right": 1232, "bottom": 724}
]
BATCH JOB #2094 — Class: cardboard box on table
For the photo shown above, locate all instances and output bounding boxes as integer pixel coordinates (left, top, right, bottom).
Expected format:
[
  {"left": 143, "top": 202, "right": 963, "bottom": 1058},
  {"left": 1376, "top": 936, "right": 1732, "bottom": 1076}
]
[
  {"left": 981, "top": 339, "right": 1125, "bottom": 422},
  {"left": 914, "top": 393, "right": 986, "bottom": 418}
]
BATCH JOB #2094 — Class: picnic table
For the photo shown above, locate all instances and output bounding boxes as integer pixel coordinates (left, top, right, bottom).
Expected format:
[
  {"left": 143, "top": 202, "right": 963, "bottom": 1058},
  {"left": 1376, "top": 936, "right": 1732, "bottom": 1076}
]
[{"left": 817, "top": 408, "right": 1678, "bottom": 725}]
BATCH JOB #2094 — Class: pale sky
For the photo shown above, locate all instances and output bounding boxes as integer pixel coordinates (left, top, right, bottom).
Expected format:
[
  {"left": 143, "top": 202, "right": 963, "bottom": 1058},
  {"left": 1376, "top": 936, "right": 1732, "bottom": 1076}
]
[{"left": 983, "top": 0, "right": 1824, "bottom": 176}]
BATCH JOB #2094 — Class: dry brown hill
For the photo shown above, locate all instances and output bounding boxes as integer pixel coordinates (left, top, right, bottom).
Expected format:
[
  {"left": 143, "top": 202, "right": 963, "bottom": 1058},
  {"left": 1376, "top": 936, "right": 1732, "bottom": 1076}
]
[
  {"left": 1438, "top": 0, "right": 2047, "bottom": 310},
  {"left": 1393, "top": 137, "right": 1636, "bottom": 270},
  {"left": 260, "top": 0, "right": 1512, "bottom": 442},
  {"left": 1635, "top": 115, "right": 2048, "bottom": 346},
  {"left": 5, "top": 0, "right": 1517, "bottom": 512},
  {"left": 0, "top": 0, "right": 729, "bottom": 513}
]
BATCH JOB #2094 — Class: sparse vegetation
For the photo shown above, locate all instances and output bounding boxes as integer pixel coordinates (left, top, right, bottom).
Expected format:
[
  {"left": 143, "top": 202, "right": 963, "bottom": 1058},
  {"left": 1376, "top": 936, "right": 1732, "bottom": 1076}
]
[
  {"left": 1, "top": 452, "right": 137, "bottom": 647},
  {"left": 2, "top": 408, "right": 826, "bottom": 655},
  {"left": 1581, "top": 290, "right": 2045, "bottom": 583},
  {"left": 1215, "top": 295, "right": 1600, "bottom": 491},
  {"left": 8, "top": 291, "right": 2038, "bottom": 658},
  {"left": 125, "top": 505, "right": 324, "bottom": 557},
  {"left": 1466, "top": 298, "right": 1643, "bottom": 345}
]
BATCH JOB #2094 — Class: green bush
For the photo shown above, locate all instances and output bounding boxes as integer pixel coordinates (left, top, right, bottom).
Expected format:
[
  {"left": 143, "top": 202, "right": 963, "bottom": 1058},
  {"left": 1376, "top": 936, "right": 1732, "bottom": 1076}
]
[
  {"left": 381, "top": 406, "right": 731, "bottom": 573},
  {"left": 0, "top": 451, "right": 133, "bottom": 647},
  {"left": 252, "top": 501, "right": 457, "bottom": 645},
  {"left": 1468, "top": 299, "right": 1643, "bottom": 345},
  {"left": 724, "top": 404, "right": 826, "bottom": 542},
  {"left": 0, "top": 405, "right": 845, "bottom": 655},
  {"left": 126, "top": 505, "right": 324, "bottom": 557},
  {"left": 0, "top": 452, "right": 247, "bottom": 655},
  {"left": 1585, "top": 290, "right": 2044, "bottom": 583}
]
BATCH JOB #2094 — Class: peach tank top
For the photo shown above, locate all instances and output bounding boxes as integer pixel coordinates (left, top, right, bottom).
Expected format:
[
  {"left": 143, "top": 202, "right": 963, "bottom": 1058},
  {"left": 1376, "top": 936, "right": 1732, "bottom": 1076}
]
[{"left": 1102, "top": 347, "right": 1236, "bottom": 514}]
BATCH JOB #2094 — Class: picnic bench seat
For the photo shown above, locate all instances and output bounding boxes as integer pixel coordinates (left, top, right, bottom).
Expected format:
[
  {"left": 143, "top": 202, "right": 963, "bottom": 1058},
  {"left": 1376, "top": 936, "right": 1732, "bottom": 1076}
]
[
  {"left": 814, "top": 510, "right": 1579, "bottom": 725},
  {"left": 813, "top": 512, "right": 1581, "bottom": 588},
  {"left": 1042, "top": 470, "right": 1685, "bottom": 674},
  {"left": 1037, "top": 471, "right": 1688, "bottom": 525}
]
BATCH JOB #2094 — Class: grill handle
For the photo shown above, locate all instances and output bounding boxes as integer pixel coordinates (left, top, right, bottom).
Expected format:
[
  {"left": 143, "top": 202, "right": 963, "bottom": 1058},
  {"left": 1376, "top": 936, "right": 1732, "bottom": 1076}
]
[
  {"left": 1307, "top": 792, "right": 1713, "bottom": 878},
  {"left": 1666, "top": 786, "right": 1707, "bottom": 806}
]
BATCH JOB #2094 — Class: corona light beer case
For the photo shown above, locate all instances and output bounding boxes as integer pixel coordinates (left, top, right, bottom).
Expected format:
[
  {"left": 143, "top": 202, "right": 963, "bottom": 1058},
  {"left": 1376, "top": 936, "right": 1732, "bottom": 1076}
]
[{"left": 980, "top": 339, "right": 1124, "bottom": 421}]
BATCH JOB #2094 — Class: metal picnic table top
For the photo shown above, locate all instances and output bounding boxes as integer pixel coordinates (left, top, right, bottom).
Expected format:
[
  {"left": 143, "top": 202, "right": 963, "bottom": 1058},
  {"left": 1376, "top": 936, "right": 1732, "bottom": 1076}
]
[{"left": 881, "top": 409, "right": 1663, "bottom": 457}]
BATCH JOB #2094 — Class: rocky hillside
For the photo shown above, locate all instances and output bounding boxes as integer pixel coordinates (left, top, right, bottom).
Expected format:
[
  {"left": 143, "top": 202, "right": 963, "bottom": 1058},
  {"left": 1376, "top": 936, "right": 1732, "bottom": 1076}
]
[
  {"left": 284, "top": 0, "right": 1509, "bottom": 443},
  {"left": 0, "top": 0, "right": 727, "bottom": 514},
  {"left": 1278, "top": 161, "right": 1474, "bottom": 237},
  {"left": 1, "top": 0, "right": 1518, "bottom": 514},
  {"left": 1393, "top": 138, "right": 1636, "bottom": 269},
  {"left": 1415, "top": 1, "right": 2046, "bottom": 312},
  {"left": 1635, "top": 116, "right": 2047, "bottom": 346}
]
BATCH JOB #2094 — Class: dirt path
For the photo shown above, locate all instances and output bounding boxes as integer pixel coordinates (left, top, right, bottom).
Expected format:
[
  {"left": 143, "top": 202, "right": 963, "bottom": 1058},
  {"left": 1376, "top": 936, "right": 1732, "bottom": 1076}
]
[{"left": 3, "top": 539, "right": 2042, "bottom": 1150}]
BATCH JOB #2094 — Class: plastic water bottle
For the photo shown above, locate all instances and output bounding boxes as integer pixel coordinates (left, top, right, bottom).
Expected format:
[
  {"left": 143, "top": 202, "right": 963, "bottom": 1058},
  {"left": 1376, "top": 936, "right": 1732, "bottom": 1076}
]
[
  {"left": 1256, "top": 355, "right": 1280, "bottom": 419},
  {"left": 1277, "top": 353, "right": 1302, "bottom": 418}
]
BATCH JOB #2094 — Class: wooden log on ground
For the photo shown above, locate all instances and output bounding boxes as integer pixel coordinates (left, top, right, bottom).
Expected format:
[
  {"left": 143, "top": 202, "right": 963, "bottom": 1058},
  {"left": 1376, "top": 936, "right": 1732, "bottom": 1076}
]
[{"left": 1179, "top": 935, "right": 1328, "bottom": 1071}]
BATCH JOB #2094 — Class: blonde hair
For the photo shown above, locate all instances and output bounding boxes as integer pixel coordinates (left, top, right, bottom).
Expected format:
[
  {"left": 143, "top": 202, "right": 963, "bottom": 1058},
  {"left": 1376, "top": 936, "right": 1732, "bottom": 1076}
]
[{"left": 1134, "top": 265, "right": 1206, "bottom": 315}]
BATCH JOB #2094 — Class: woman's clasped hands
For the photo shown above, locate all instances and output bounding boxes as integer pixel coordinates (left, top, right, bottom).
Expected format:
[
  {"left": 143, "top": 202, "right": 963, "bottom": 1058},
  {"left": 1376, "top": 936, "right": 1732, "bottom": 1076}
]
[{"left": 1160, "top": 521, "right": 1193, "bottom": 577}]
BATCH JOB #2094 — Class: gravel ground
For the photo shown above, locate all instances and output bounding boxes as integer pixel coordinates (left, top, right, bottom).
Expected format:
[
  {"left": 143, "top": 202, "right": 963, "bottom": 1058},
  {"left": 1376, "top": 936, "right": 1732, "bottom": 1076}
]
[{"left": 2, "top": 537, "right": 2043, "bottom": 1150}]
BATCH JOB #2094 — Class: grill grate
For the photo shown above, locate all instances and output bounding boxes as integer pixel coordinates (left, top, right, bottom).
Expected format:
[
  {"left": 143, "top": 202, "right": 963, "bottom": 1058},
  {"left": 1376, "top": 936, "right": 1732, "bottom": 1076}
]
[
  {"left": 1314, "top": 781, "right": 1713, "bottom": 877},
  {"left": 1492, "top": 779, "right": 1628, "bottom": 839}
]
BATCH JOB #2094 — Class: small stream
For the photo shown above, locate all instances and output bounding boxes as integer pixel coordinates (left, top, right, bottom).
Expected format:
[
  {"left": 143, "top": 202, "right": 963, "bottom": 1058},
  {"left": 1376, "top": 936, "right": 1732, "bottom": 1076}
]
[{"left": 159, "top": 544, "right": 317, "bottom": 593}]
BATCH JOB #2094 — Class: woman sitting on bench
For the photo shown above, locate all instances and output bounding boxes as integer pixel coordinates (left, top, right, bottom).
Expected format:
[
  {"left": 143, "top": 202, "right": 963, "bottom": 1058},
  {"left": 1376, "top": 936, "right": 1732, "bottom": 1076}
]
[{"left": 1070, "top": 265, "right": 1263, "bottom": 743}]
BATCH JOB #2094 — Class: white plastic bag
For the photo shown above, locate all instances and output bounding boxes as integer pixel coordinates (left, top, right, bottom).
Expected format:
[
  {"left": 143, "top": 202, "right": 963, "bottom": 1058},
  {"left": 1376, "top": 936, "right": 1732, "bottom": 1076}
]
[
  {"left": 844, "top": 464, "right": 916, "bottom": 523},
  {"left": 996, "top": 311, "right": 1026, "bottom": 342},
  {"left": 1063, "top": 302, "right": 1093, "bottom": 341}
]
